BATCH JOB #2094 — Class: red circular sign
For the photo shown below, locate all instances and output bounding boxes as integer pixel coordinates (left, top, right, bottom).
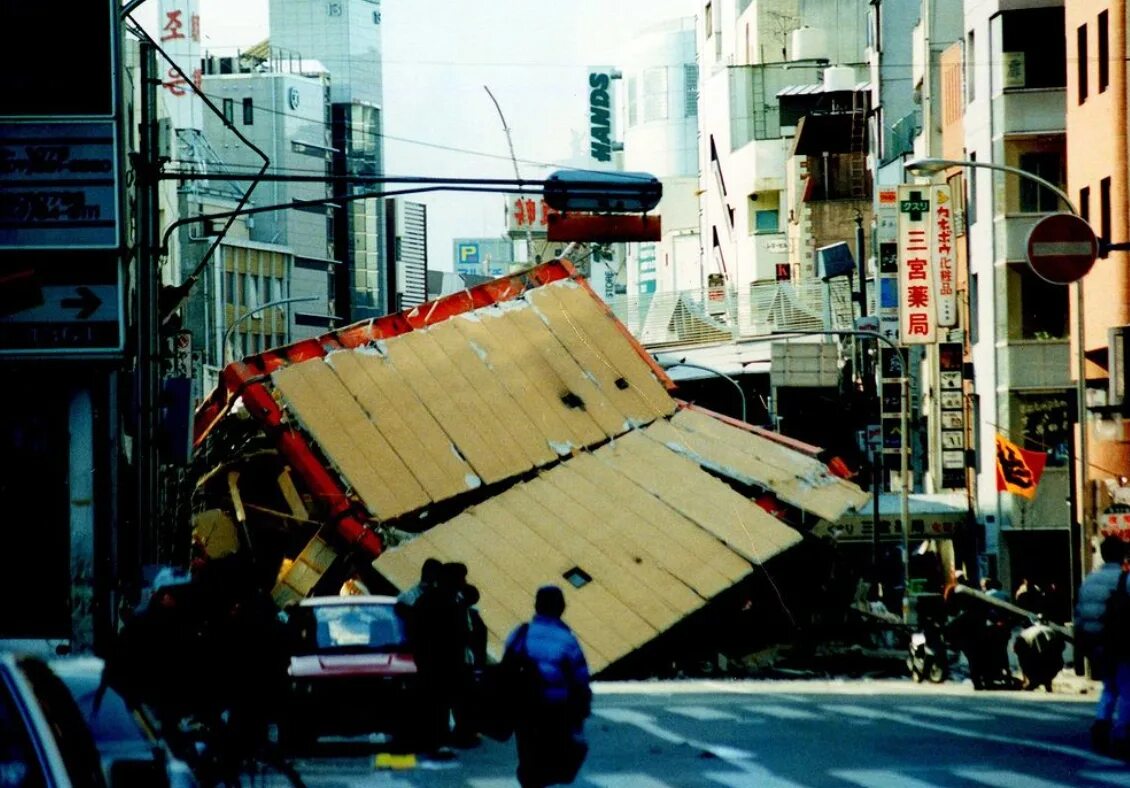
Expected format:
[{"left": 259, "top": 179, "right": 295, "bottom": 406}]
[{"left": 1026, "top": 213, "right": 1098, "bottom": 284}]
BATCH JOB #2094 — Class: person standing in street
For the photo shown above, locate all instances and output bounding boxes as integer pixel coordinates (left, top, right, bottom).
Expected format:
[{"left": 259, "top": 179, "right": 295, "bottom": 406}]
[
  {"left": 1074, "top": 535, "right": 1130, "bottom": 755},
  {"left": 503, "top": 585, "right": 591, "bottom": 788}
]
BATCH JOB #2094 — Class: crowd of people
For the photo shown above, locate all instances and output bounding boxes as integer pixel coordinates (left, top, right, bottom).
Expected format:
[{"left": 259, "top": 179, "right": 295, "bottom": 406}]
[{"left": 395, "top": 558, "right": 592, "bottom": 786}]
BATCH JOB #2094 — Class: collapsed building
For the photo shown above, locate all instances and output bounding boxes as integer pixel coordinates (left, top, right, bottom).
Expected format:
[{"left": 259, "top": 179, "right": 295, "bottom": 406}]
[{"left": 189, "top": 260, "right": 870, "bottom": 675}]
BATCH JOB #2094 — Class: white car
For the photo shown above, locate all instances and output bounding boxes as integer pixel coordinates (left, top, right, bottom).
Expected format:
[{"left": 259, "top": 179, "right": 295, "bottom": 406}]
[{"left": 0, "top": 652, "right": 107, "bottom": 787}]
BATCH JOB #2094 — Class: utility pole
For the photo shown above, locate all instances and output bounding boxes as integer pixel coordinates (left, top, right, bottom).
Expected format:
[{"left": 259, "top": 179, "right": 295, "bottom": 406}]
[{"left": 136, "top": 42, "right": 161, "bottom": 573}]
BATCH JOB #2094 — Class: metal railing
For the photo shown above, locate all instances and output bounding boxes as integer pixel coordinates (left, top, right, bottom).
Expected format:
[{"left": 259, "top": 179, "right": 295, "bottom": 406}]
[{"left": 605, "top": 278, "right": 860, "bottom": 348}]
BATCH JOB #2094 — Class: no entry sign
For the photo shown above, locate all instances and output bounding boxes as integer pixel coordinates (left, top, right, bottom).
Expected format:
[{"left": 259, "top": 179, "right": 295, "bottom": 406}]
[{"left": 1026, "top": 213, "right": 1098, "bottom": 284}]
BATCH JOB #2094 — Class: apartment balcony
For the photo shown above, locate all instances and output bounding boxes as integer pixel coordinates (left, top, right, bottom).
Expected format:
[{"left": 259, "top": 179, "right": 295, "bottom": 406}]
[
  {"left": 992, "top": 88, "right": 1066, "bottom": 136},
  {"left": 994, "top": 214, "right": 1042, "bottom": 263},
  {"left": 999, "top": 339, "right": 1071, "bottom": 389}
]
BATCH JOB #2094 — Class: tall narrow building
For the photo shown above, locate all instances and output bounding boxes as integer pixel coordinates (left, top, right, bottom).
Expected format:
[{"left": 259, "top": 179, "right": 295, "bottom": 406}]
[{"left": 269, "top": 0, "right": 390, "bottom": 320}]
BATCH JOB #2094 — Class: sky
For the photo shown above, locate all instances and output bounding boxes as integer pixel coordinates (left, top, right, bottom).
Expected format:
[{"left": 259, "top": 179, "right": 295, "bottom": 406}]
[{"left": 138, "top": 0, "right": 698, "bottom": 269}]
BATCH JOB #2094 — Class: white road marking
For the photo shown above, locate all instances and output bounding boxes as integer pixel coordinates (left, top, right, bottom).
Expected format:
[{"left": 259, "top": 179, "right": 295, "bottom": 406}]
[
  {"left": 983, "top": 705, "right": 1073, "bottom": 722},
  {"left": 467, "top": 780, "right": 519, "bottom": 788},
  {"left": 895, "top": 705, "right": 992, "bottom": 721},
  {"left": 953, "top": 768, "right": 1078, "bottom": 787},
  {"left": 584, "top": 774, "right": 675, "bottom": 787},
  {"left": 1080, "top": 771, "right": 1130, "bottom": 786},
  {"left": 742, "top": 703, "right": 820, "bottom": 720},
  {"left": 704, "top": 767, "right": 810, "bottom": 787},
  {"left": 831, "top": 769, "right": 943, "bottom": 788},
  {"left": 823, "top": 704, "right": 887, "bottom": 720},
  {"left": 665, "top": 705, "right": 742, "bottom": 721}
]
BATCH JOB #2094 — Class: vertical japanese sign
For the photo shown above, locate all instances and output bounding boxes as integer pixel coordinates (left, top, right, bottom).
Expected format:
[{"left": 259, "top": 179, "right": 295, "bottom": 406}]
[
  {"left": 931, "top": 185, "right": 956, "bottom": 327},
  {"left": 937, "top": 342, "right": 966, "bottom": 489},
  {"left": 875, "top": 187, "right": 901, "bottom": 345},
  {"left": 158, "top": 0, "right": 202, "bottom": 133},
  {"left": 897, "top": 184, "right": 936, "bottom": 344}
]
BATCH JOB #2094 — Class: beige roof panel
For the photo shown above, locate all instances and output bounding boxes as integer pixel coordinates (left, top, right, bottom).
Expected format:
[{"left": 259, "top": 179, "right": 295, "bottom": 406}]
[
  {"left": 526, "top": 282, "right": 676, "bottom": 421},
  {"left": 373, "top": 430, "right": 804, "bottom": 673},
  {"left": 591, "top": 430, "right": 805, "bottom": 566},
  {"left": 325, "top": 350, "right": 480, "bottom": 502},
  {"left": 272, "top": 360, "right": 430, "bottom": 519},
  {"left": 652, "top": 408, "right": 871, "bottom": 521}
]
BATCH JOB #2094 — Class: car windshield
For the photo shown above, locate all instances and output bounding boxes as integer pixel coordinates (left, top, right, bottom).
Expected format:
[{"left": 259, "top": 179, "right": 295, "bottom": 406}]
[
  {"left": 298, "top": 603, "right": 408, "bottom": 654},
  {"left": 54, "top": 671, "right": 147, "bottom": 746}
]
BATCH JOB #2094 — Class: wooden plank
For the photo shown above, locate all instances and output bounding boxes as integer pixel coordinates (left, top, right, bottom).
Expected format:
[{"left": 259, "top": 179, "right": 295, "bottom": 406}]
[
  {"left": 533, "top": 282, "right": 675, "bottom": 419},
  {"left": 474, "top": 305, "right": 606, "bottom": 448},
  {"left": 382, "top": 331, "right": 514, "bottom": 484},
  {"left": 327, "top": 350, "right": 478, "bottom": 502},
  {"left": 512, "top": 478, "right": 681, "bottom": 633},
  {"left": 227, "top": 471, "right": 246, "bottom": 523},
  {"left": 424, "top": 319, "right": 557, "bottom": 467},
  {"left": 598, "top": 432, "right": 803, "bottom": 566},
  {"left": 272, "top": 526, "right": 339, "bottom": 608},
  {"left": 527, "top": 284, "right": 674, "bottom": 425},
  {"left": 448, "top": 312, "right": 581, "bottom": 457},
  {"left": 276, "top": 468, "right": 309, "bottom": 521},
  {"left": 535, "top": 467, "right": 705, "bottom": 617},
  {"left": 500, "top": 304, "right": 631, "bottom": 439},
  {"left": 554, "top": 456, "right": 745, "bottom": 597}
]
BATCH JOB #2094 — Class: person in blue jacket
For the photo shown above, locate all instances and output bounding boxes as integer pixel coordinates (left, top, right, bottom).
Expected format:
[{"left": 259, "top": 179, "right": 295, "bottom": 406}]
[
  {"left": 503, "top": 585, "right": 591, "bottom": 787},
  {"left": 1075, "top": 535, "right": 1130, "bottom": 755}
]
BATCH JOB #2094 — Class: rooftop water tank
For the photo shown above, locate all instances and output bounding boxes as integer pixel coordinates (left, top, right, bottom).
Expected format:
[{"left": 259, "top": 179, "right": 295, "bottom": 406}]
[
  {"left": 823, "top": 65, "right": 856, "bottom": 92},
  {"left": 791, "top": 26, "right": 828, "bottom": 61}
]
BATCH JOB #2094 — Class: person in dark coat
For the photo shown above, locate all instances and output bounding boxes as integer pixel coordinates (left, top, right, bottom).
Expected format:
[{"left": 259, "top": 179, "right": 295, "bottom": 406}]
[
  {"left": 409, "top": 561, "right": 469, "bottom": 755},
  {"left": 1075, "top": 535, "right": 1130, "bottom": 754},
  {"left": 503, "top": 585, "right": 591, "bottom": 788}
]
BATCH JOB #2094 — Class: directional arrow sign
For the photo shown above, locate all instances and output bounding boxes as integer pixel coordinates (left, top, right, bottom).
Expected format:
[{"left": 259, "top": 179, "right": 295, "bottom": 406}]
[
  {"left": 0, "top": 257, "right": 123, "bottom": 356},
  {"left": 60, "top": 286, "right": 104, "bottom": 319}
]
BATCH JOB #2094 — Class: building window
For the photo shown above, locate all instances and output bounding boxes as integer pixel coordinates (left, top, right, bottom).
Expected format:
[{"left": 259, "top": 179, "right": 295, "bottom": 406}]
[
  {"left": 1101, "top": 176, "right": 1112, "bottom": 244},
  {"left": 1018, "top": 152, "right": 1062, "bottom": 213},
  {"left": 684, "top": 64, "right": 699, "bottom": 118},
  {"left": 1018, "top": 267, "right": 1068, "bottom": 339},
  {"left": 1080, "top": 186, "right": 1091, "bottom": 223},
  {"left": 222, "top": 98, "right": 233, "bottom": 123},
  {"left": 1099, "top": 11, "right": 1109, "bottom": 92},
  {"left": 1077, "top": 25, "right": 1088, "bottom": 103},
  {"left": 242, "top": 97, "right": 254, "bottom": 125},
  {"left": 1014, "top": 392, "right": 1071, "bottom": 467},
  {"left": 965, "top": 31, "right": 975, "bottom": 103},
  {"left": 704, "top": 2, "right": 713, "bottom": 37},
  {"left": 1001, "top": 8, "right": 1066, "bottom": 89},
  {"left": 748, "top": 191, "right": 780, "bottom": 234}
]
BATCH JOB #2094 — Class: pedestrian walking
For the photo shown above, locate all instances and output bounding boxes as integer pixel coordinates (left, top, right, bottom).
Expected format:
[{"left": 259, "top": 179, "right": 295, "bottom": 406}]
[
  {"left": 503, "top": 585, "right": 591, "bottom": 788},
  {"left": 1075, "top": 535, "right": 1130, "bottom": 756}
]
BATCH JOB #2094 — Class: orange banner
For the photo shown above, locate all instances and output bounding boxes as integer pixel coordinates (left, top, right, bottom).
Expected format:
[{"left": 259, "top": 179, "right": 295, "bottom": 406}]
[{"left": 995, "top": 433, "right": 1047, "bottom": 499}]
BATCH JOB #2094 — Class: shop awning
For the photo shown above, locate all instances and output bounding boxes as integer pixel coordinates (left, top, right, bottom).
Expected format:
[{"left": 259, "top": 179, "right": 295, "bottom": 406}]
[{"left": 812, "top": 492, "right": 970, "bottom": 543}]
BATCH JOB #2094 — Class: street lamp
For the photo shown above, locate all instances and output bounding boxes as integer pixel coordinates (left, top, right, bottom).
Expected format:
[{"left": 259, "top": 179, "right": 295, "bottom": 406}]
[
  {"left": 903, "top": 156, "right": 1091, "bottom": 584},
  {"left": 771, "top": 329, "right": 912, "bottom": 621},
  {"left": 654, "top": 357, "right": 747, "bottom": 423},
  {"left": 224, "top": 295, "right": 320, "bottom": 365}
]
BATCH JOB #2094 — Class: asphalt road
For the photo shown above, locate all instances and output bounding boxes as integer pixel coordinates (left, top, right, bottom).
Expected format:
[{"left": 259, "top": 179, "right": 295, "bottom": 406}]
[{"left": 277, "top": 679, "right": 1127, "bottom": 787}]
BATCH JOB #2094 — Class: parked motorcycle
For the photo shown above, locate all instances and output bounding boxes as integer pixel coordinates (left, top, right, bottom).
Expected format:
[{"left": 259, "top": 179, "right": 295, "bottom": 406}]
[{"left": 907, "top": 621, "right": 948, "bottom": 683}]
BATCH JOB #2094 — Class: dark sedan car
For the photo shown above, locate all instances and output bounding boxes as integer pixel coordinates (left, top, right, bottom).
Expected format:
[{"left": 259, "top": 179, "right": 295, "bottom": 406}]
[{"left": 282, "top": 595, "right": 419, "bottom": 746}]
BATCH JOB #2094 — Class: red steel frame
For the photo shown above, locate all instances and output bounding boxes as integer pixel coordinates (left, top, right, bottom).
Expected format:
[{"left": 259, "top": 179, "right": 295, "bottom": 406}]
[{"left": 192, "top": 259, "right": 674, "bottom": 560}]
